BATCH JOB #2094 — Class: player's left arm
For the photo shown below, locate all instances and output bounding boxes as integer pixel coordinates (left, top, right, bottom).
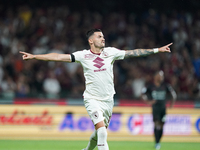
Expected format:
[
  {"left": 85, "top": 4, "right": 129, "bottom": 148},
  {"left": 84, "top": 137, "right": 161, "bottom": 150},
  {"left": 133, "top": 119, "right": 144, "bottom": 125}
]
[
  {"left": 167, "top": 85, "right": 177, "bottom": 108},
  {"left": 124, "top": 43, "right": 172, "bottom": 58}
]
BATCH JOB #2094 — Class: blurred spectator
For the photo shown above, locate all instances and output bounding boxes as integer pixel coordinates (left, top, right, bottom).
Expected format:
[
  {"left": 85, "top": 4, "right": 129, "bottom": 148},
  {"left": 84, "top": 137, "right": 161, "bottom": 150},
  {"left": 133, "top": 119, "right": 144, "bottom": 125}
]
[
  {"left": 173, "top": 27, "right": 188, "bottom": 50},
  {"left": 16, "top": 74, "right": 30, "bottom": 97},
  {"left": 0, "top": 55, "right": 3, "bottom": 84},
  {"left": 192, "top": 51, "right": 200, "bottom": 79},
  {"left": 0, "top": 4, "right": 199, "bottom": 100},
  {"left": 1, "top": 76, "right": 16, "bottom": 99},
  {"left": 132, "top": 77, "right": 145, "bottom": 99},
  {"left": 43, "top": 70, "right": 61, "bottom": 99},
  {"left": 32, "top": 43, "right": 48, "bottom": 55},
  {"left": 33, "top": 70, "right": 45, "bottom": 96},
  {"left": 19, "top": 6, "right": 32, "bottom": 27}
]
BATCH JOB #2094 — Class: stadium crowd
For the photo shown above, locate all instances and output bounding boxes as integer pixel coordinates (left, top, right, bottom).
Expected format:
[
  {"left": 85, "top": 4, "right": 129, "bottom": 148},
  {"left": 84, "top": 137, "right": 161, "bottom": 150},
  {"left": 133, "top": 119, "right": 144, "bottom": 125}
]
[{"left": 0, "top": 5, "right": 200, "bottom": 100}]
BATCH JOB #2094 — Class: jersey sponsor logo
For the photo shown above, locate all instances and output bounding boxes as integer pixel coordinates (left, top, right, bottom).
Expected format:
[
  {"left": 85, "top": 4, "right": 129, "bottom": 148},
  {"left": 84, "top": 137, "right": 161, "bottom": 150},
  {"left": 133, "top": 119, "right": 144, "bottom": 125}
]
[
  {"left": 93, "top": 57, "right": 105, "bottom": 69},
  {"left": 152, "top": 90, "right": 166, "bottom": 100},
  {"left": 94, "top": 68, "right": 106, "bottom": 72},
  {"left": 84, "top": 54, "right": 95, "bottom": 59},
  {"left": 93, "top": 57, "right": 106, "bottom": 72}
]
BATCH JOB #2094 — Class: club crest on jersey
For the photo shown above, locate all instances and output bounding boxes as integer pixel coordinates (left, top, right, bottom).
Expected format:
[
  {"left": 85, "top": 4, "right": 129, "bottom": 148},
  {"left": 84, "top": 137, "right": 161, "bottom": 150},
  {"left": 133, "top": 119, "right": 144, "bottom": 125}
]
[
  {"left": 92, "top": 111, "right": 99, "bottom": 119},
  {"left": 102, "top": 52, "right": 108, "bottom": 57}
]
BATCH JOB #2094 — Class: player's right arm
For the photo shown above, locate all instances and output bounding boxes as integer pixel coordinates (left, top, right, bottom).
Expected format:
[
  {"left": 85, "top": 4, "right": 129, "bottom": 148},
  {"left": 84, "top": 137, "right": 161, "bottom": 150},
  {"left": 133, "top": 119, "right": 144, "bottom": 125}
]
[
  {"left": 141, "top": 87, "right": 156, "bottom": 105},
  {"left": 19, "top": 51, "right": 73, "bottom": 62}
]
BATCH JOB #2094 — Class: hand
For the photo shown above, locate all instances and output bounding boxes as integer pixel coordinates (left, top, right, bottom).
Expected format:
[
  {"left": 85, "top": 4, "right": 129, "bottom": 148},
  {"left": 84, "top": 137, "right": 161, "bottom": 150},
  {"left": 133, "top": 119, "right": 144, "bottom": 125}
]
[
  {"left": 169, "top": 103, "right": 174, "bottom": 109},
  {"left": 19, "top": 51, "right": 35, "bottom": 60},
  {"left": 158, "top": 43, "right": 173, "bottom": 53},
  {"left": 148, "top": 100, "right": 156, "bottom": 105}
]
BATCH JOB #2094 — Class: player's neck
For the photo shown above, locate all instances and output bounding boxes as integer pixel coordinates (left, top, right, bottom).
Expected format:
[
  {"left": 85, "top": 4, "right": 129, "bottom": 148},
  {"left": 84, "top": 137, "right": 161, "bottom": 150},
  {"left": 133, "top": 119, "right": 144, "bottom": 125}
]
[
  {"left": 90, "top": 46, "right": 103, "bottom": 54},
  {"left": 154, "top": 81, "right": 161, "bottom": 87}
]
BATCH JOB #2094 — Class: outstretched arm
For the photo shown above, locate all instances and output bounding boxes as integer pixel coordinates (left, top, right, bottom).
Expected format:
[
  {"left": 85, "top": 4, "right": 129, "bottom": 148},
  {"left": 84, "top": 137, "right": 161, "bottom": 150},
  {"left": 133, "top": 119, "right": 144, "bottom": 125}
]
[
  {"left": 19, "top": 51, "right": 72, "bottom": 62},
  {"left": 124, "top": 43, "right": 172, "bottom": 58}
]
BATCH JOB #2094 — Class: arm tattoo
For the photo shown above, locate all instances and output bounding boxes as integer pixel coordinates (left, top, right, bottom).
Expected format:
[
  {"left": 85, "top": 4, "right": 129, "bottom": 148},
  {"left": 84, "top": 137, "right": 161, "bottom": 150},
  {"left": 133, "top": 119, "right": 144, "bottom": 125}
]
[{"left": 125, "top": 49, "right": 154, "bottom": 58}]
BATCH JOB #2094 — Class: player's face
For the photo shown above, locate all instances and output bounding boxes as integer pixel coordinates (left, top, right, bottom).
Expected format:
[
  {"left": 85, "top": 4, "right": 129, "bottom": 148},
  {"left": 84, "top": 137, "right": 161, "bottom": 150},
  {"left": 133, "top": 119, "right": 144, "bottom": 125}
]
[
  {"left": 91, "top": 32, "right": 105, "bottom": 48},
  {"left": 158, "top": 74, "right": 164, "bottom": 82},
  {"left": 155, "top": 71, "right": 164, "bottom": 83}
]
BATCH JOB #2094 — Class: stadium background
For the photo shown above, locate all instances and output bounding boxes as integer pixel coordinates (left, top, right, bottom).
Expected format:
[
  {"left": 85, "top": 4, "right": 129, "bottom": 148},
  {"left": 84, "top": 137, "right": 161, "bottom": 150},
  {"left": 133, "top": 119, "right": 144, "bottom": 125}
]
[{"left": 0, "top": 0, "right": 200, "bottom": 149}]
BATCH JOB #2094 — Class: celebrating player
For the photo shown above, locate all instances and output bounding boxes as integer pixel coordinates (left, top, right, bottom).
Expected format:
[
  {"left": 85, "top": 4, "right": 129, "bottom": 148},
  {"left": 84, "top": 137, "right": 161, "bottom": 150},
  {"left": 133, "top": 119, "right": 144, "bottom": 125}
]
[
  {"left": 141, "top": 70, "right": 177, "bottom": 150},
  {"left": 20, "top": 29, "right": 172, "bottom": 150}
]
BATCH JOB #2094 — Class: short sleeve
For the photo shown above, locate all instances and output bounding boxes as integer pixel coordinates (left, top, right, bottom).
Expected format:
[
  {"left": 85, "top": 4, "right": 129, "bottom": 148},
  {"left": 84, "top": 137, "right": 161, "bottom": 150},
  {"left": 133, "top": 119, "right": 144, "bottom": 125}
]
[
  {"left": 72, "top": 51, "right": 84, "bottom": 63},
  {"left": 111, "top": 47, "right": 126, "bottom": 60},
  {"left": 142, "top": 85, "right": 152, "bottom": 99}
]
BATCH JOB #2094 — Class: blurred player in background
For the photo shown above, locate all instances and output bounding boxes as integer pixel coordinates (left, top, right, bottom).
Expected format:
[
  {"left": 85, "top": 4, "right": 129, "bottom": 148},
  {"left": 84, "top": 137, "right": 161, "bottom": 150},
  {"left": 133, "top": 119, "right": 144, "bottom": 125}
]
[
  {"left": 141, "top": 70, "right": 177, "bottom": 150},
  {"left": 20, "top": 29, "right": 172, "bottom": 150}
]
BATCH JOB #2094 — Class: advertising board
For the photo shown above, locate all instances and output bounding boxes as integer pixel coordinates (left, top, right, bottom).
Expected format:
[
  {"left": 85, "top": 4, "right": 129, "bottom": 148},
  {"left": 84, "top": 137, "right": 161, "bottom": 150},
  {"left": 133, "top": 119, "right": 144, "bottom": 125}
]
[{"left": 0, "top": 105, "right": 199, "bottom": 141}]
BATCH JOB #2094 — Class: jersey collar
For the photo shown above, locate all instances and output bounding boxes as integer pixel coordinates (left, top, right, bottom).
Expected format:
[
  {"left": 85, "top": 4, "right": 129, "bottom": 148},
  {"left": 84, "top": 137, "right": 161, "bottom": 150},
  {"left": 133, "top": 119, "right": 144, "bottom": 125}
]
[{"left": 90, "top": 49, "right": 104, "bottom": 55}]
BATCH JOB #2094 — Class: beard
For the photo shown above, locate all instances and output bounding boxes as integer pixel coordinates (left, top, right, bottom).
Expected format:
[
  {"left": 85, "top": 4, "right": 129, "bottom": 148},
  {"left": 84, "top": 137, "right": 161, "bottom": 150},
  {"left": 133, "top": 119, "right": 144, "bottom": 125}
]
[{"left": 94, "top": 42, "right": 105, "bottom": 49}]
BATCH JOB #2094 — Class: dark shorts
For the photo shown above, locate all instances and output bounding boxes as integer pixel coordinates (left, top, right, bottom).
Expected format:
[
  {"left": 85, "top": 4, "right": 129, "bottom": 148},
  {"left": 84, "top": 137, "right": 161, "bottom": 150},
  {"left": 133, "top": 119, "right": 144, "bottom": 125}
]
[{"left": 152, "top": 107, "right": 166, "bottom": 123}]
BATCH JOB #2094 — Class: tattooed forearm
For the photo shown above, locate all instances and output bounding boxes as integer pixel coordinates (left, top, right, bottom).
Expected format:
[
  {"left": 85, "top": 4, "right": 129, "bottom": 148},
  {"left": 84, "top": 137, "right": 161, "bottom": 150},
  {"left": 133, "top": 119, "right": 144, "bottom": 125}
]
[{"left": 125, "top": 49, "right": 154, "bottom": 58}]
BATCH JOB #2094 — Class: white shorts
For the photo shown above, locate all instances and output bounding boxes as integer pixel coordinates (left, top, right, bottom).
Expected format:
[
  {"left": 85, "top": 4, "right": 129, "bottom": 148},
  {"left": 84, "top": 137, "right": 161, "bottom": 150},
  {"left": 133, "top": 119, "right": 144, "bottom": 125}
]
[{"left": 84, "top": 98, "right": 114, "bottom": 127}]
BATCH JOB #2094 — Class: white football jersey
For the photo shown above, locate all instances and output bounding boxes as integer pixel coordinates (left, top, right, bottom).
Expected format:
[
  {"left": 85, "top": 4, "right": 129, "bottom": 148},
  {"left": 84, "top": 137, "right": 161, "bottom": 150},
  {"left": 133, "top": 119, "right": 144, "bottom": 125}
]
[{"left": 72, "top": 47, "right": 125, "bottom": 101}]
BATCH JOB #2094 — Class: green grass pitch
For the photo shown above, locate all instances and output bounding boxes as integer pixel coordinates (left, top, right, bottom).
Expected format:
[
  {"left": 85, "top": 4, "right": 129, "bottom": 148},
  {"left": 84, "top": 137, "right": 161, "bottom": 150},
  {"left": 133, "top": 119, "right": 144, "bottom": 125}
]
[{"left": 0, "top": 140, "right": 199, "bottom": 150}]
